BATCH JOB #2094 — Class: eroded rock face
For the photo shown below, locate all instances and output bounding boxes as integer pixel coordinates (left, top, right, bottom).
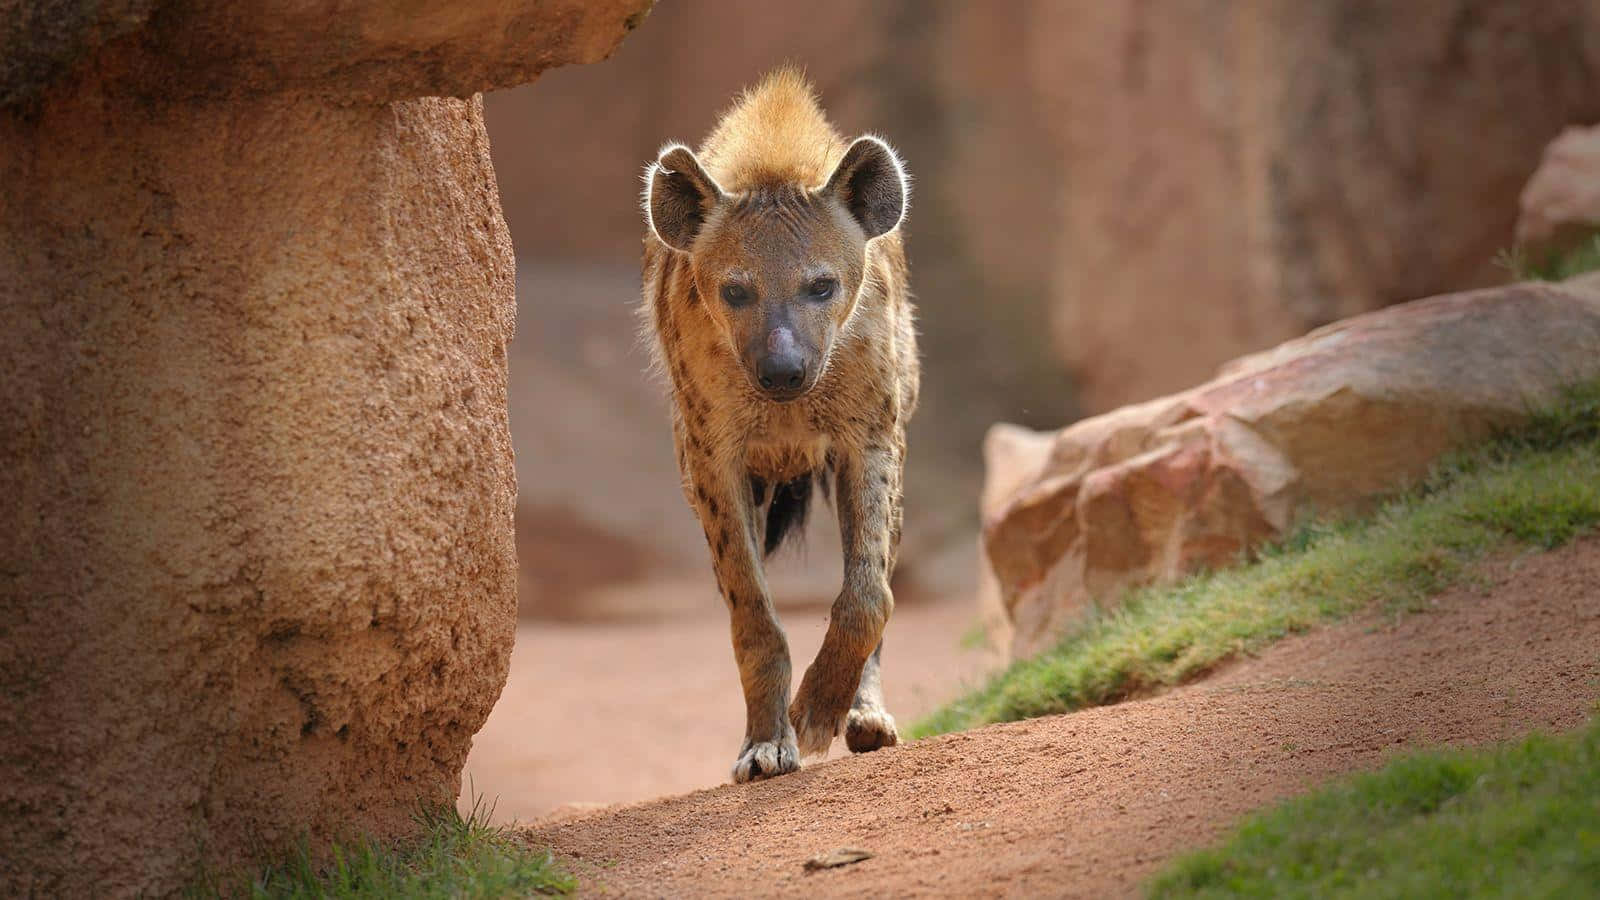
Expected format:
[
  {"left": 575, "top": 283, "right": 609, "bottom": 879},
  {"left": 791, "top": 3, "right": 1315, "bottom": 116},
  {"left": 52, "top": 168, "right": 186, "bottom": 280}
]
[
  {"left": 1, "top": 88, "right": 518, "bottom": 900},
  {"left": 1, "top": 0, "right": 651, "bottom": 895},
  {"left": 981, "top": 276, "right": 1600, "bottom": 659}
]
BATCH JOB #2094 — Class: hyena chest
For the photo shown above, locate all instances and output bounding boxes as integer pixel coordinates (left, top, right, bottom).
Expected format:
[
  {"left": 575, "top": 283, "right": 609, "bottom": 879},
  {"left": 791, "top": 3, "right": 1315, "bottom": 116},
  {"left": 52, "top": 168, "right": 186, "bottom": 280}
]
[{"left": 744, "top": 407, "right": 830, "bottom": 483}]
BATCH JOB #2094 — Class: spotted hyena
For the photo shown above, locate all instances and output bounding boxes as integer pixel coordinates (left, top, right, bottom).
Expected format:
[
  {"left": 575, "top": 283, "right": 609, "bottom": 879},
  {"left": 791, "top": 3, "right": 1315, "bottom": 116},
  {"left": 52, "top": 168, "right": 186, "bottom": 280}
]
[{"left": 639, "top": 69, "right": 918, "bottom": 782}]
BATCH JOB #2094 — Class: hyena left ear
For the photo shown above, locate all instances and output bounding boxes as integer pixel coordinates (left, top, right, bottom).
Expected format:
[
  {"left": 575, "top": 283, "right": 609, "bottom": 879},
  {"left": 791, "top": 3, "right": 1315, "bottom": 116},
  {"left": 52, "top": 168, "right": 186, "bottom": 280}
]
[
  {"left": 646, "top": 144, "right": 724, "bottom": 253},
  {"left": 823, "top": 136, "right": 908, "bottom": 239}
]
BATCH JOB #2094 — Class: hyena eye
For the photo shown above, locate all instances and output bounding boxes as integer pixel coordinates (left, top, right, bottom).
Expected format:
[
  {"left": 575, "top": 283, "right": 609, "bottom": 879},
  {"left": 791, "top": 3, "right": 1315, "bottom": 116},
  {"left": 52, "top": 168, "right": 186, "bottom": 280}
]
[
  {"left": 720, "top": 283, "right": 752, "bottom": 307},
  {"left": 807, "top": 277, "right": 838, "bottom": 301}
]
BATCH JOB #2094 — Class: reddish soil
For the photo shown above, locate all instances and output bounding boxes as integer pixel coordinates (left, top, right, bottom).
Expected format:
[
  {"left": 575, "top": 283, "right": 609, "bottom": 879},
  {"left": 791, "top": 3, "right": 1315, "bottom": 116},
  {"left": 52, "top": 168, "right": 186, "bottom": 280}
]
[
  {"left": 463, "top": 574, "right": 998, "bottom": 822},
  {"left": 522, "top": 538, "right": 1600, "bottom": 898}
]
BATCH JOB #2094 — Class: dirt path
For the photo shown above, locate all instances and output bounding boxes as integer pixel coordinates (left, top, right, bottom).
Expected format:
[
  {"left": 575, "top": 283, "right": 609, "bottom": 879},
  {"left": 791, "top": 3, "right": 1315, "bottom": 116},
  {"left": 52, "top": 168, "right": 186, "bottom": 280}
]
[
  {"left": 524, "top": 538, "right": 1600, "bottom": 898},
  {"left": 464, "top": 577, "right": 998, "bottom": 822}
]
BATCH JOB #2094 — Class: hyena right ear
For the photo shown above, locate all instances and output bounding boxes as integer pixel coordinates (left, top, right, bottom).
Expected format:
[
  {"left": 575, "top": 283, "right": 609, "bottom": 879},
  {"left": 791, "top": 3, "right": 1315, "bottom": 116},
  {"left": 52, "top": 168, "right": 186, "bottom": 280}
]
[
  {"left": 645, "top": 144, "right": 724, "bottom": 252},
  {"left": 823, "top": 136, "right": 908, "bottom": 239}
]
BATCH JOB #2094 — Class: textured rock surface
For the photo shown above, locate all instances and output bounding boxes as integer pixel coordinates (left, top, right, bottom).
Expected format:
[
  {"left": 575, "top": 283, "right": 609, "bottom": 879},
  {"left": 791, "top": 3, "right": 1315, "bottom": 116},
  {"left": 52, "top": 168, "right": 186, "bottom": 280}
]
[
  {"left": 0, "top": 0, "right": 650, "bottom": 895},
  {"left": 981, "top": 276, "right": 1600, "bottom": 659},
  {"left": 1, "top": 0, "right": 652, "bottom": 107},
  {"left": 1517, "top": 123, "right": 1600, "bottom": 260},
  {"left": 1035, "top": 0, "right": 1600, "bottom": 412}
]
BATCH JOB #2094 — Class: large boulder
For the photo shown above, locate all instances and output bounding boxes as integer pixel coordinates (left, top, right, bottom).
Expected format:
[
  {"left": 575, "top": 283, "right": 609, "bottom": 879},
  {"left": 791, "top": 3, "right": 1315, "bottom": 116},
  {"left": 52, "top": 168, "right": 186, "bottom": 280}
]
[
  {"left": 0, "top": 0, "right": 650, "bottom": 895},
  {"left": 981, "top": 276, "right": 1600, "bottom": 659}
]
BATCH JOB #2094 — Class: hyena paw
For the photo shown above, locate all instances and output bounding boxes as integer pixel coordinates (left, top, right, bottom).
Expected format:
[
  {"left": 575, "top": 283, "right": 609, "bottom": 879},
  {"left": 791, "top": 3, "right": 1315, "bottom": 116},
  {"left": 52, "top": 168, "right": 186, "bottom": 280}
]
[
  {"left": 789, "top": 687, "right": 852, "bottom": 759},
  {"left": 844, "top": 708, "right": 899, "bottom": 753},
  {"left": 731, "top": 737, "right": 800, "bottom": 783}
]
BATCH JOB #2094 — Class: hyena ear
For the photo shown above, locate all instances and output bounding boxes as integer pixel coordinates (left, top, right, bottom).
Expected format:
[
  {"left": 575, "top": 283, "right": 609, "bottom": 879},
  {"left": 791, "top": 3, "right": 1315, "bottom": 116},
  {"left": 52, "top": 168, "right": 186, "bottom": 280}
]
[
  {"left": 646, "top": 144, "right": 724, "bottom": 252},
  {"left": 823, "top": 135, "right": 908, "bottom": 239}
]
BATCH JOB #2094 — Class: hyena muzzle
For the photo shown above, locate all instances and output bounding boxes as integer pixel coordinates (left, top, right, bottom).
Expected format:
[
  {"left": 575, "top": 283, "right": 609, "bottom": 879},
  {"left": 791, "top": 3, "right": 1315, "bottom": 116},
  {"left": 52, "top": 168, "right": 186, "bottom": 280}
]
[{"left": 639, "top": 70, "right": 919, "bottom": 782}]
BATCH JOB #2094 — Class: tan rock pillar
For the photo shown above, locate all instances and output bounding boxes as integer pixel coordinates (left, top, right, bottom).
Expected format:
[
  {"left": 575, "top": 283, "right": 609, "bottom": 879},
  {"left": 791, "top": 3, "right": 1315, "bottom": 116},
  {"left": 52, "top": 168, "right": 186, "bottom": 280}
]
[{"left": 0, "top": 1, "right": 651, "bottom": 894}]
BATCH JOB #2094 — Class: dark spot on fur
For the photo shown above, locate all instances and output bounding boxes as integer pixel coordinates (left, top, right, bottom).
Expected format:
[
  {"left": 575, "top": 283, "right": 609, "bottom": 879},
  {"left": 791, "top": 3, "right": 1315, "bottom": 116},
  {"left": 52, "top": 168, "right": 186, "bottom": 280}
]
[{"left": 706, "top": 496, "right": 721, "bottom": 517}]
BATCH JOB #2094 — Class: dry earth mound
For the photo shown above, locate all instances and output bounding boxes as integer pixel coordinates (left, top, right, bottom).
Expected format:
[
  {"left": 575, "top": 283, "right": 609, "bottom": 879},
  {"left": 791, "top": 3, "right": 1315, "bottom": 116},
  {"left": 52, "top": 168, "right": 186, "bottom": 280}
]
[{"left": 531, "top": 538, "right": 1600, "bottom": 898}]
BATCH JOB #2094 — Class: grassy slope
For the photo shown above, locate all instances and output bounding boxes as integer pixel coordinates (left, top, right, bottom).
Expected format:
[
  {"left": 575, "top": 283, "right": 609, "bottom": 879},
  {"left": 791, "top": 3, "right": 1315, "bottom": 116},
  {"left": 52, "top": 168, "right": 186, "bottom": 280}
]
[
  {"left": 190, "top": 799, "right": 573, "bottom": 900},
  {"left": 1147, "top": 716, "right": 1600, "bottom": 899},
  {"left": 914, "top": 379, "right": 1600, "bottom": 738}
]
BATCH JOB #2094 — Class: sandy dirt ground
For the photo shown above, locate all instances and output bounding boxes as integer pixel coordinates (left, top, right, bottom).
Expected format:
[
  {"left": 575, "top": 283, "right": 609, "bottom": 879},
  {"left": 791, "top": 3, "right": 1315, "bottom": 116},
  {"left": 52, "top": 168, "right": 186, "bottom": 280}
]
[
  {"left": 523, "top": 538, "right": 1600, "bottom": 898},
  {"left": 462, "top": 580, "right": 999, "bottom": 823}
]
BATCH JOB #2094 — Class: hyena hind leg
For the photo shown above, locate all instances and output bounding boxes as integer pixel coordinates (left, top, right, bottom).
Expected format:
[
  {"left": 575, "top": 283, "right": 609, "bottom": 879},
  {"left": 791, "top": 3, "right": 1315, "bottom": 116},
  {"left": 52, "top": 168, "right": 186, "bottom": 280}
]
[{"left": 845, "top": 640, "right": 899, "bottom": 753}]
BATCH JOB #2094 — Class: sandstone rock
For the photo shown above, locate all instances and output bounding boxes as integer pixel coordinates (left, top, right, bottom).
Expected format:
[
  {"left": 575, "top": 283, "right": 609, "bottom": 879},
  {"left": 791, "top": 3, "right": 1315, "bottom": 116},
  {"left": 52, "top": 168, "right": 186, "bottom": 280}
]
[
  {"left": 1, "top": 0, "right": 653, "bottom": 107},
  {"left": 1, "top": 0, "right": 650, "bottom": 895},
  {"left": 982, "top": 276, "right": 1600, "bottom": 659},
  {"left": 0, "top": 0, "right": 156, "bottom": 107},
  {"left": 1517, "top": 124, "right": 1600, "bottom": 262}
]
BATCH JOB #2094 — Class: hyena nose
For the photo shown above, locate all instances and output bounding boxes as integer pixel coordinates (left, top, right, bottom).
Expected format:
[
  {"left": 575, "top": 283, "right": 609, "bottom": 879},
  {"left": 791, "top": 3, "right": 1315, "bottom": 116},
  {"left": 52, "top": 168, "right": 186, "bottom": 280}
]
[{"left": 757, "top": 354, "right": 807, "bottom": 396}]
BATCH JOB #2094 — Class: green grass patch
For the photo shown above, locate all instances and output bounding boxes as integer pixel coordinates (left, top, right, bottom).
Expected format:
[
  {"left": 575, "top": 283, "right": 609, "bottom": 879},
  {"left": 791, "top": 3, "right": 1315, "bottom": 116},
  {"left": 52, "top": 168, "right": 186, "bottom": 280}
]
[
  {"left": 190, "top": 797, "right": 573, "bottom": 899},
  {"left": 912, "top": 380, "right": 1600, "bottom": 738},
  {"left": 1496, "top": 229, "right": 1600, "bottom": 282},
  {"left": 1146, "top": 715, "right": 1600, "bottom": 899}
]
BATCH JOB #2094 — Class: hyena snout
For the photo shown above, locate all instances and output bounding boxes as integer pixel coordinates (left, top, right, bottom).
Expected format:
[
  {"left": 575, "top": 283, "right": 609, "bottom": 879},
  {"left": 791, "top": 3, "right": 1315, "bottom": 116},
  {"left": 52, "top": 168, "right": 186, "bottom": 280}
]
[
  {"left": 753, "top": 326, "right": 815, "bottom": 401},
  {"left": 756, "top": 351, "right": 806, "bottom": 397}
]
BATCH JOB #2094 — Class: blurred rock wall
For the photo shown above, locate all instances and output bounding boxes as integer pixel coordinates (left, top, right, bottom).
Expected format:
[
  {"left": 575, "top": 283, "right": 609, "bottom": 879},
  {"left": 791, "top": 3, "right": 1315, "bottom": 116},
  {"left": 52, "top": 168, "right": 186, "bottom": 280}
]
[
  {"left": 1037, "top": 0, "right": 1600, "bottom": 410},
  {"left": 484, "top": 1, "right": 1600, "bottom": 604}
]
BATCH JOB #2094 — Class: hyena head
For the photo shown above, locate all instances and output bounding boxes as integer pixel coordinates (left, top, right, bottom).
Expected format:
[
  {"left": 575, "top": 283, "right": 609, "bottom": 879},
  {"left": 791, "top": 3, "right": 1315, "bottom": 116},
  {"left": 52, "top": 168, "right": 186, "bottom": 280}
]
[{"left": 646, "top": 137, "right": 907, "bottom": 402}]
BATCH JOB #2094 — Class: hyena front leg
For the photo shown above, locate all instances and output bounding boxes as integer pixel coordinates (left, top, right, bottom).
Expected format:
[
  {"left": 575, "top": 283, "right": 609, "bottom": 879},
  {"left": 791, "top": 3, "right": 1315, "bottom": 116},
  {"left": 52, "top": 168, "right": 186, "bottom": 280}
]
[
  {"left": 789, "top": 442, "right": 901, "bottom": 757},
  {"left": 845, "top": 640, "right": 898, "bottom": 752},
  {"left": 690, "top": 457, "right": 799, "bottom": 782}
]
